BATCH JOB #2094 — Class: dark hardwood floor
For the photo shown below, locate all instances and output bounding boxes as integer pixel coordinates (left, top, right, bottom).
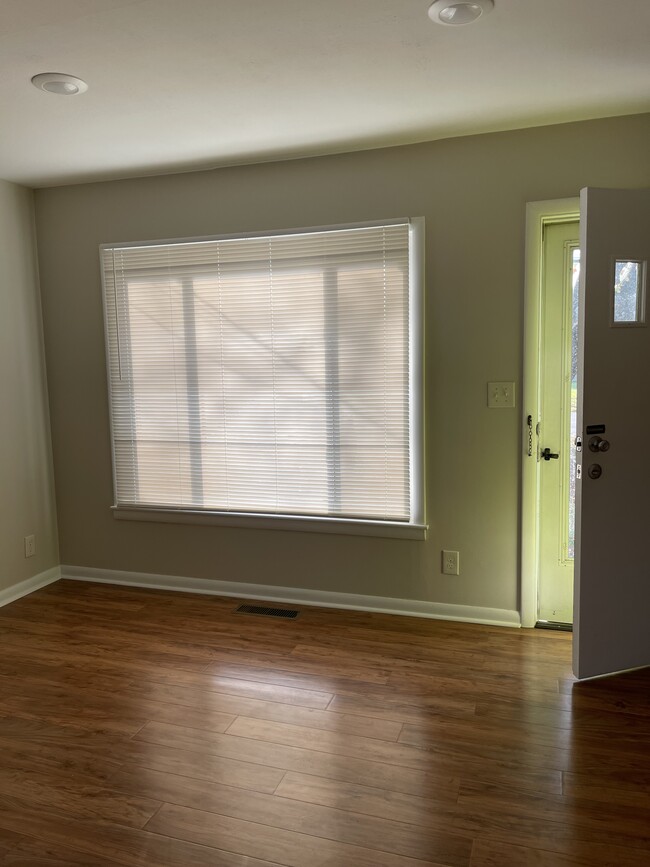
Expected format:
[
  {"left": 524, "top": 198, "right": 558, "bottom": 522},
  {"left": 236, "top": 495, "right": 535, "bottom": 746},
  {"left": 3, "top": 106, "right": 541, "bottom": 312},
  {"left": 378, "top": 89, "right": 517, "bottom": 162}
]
[{"left": 0, "top": 579, "right": 648, "bottom": 866}]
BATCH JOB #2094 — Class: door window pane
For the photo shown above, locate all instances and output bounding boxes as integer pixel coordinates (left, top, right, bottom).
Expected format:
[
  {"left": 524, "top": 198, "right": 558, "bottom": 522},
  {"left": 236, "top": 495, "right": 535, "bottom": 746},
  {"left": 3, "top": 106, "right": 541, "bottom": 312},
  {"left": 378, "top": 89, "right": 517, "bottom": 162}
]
[{"left": 613, "top": 260, "right": 645, "bottom": 324}]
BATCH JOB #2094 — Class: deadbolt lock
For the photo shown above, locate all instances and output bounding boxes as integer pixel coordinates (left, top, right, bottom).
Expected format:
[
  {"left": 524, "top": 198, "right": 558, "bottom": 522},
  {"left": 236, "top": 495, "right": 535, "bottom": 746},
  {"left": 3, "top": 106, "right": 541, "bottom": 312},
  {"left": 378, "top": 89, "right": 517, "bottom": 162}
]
[
  {"left": 587, "top": 464, "right": 603, "bottom": 479},
  {"left": 541, "top": 447, "right": 559, "bottom": 461},
  {"left": 588, "top": 436, "right": 610, "bottom": 453}
]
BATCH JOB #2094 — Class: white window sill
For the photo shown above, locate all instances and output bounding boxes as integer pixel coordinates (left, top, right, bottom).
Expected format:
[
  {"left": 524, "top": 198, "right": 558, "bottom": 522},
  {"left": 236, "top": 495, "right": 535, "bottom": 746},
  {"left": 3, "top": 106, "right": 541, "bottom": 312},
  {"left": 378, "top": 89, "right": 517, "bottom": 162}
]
[{"left": 112, "top": 506, "right": 427, "bottom": 540}]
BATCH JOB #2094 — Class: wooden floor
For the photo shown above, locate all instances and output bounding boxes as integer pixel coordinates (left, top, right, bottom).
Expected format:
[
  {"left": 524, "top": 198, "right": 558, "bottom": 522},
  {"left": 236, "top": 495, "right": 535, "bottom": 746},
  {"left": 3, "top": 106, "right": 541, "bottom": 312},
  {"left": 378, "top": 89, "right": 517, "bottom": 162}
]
[{"left": 0, "top": 581, "right": 648, "bottom": 866}]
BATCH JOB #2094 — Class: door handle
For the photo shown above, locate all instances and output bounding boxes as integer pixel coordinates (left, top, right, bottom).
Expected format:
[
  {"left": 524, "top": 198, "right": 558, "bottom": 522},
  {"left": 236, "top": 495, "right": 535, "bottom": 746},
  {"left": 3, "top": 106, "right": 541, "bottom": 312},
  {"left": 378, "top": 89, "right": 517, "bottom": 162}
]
[
  {"left": 588, "top": 436, "right": 610, "bottom": 453},
  {"left": 542, "top": 448, "right": 559, "bottom": 461}
]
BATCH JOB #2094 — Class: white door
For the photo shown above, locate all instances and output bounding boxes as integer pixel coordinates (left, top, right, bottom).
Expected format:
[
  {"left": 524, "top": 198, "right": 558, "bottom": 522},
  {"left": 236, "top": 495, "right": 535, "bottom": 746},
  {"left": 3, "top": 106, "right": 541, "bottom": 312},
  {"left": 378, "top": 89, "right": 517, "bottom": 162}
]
[{"left": 573, "top": 187, "right": 650, "bottom": 680}]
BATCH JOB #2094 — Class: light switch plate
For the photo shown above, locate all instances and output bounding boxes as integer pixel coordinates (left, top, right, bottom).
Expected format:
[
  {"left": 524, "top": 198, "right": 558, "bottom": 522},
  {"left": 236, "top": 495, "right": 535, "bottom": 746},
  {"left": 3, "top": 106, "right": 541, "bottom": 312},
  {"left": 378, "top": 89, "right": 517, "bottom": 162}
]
[{"left": 488, "top": 381, "right": 516, "bottom": 408}]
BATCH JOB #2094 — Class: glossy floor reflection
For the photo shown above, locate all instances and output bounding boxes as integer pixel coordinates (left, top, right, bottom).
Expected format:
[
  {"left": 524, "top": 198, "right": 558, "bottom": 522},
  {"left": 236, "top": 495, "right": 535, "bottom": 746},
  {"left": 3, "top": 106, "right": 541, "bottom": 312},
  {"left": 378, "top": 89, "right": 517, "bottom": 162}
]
[{"left": 0, "top": 580, "right": 648, "bottom": 865}]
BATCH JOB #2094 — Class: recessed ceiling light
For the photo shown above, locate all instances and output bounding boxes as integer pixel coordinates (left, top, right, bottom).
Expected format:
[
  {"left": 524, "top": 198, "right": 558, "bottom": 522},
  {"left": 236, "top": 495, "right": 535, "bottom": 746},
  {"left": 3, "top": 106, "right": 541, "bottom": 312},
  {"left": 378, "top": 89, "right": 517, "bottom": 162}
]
[
  {"left": 31, "top": 73, "right": 88, "bottom": 96},
  {"left": 428, "top": 0, "right": 494, "bottom": 26}
]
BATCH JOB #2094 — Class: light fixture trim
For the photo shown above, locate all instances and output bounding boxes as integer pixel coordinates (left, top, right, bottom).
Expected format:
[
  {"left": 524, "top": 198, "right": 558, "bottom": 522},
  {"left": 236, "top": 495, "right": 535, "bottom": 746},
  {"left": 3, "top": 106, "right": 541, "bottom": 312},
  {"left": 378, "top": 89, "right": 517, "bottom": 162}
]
[
  {"left": 428, "top": 0, "right": 494, "bottom": 26},
  {"left": 31, "top": 72, "right": 88, "bottom": 96}
]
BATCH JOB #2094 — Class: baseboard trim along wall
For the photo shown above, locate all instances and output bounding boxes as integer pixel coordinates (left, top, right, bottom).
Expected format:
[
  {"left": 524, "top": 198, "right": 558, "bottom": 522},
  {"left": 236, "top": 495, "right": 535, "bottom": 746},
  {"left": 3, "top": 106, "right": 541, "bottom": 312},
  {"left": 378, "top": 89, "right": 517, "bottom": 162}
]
[
  {"left": 0, "top": 566, "right": 61, "bottom": 608},
  {"left": 60, "top": 565, "right": 521, "bottom": 628}
]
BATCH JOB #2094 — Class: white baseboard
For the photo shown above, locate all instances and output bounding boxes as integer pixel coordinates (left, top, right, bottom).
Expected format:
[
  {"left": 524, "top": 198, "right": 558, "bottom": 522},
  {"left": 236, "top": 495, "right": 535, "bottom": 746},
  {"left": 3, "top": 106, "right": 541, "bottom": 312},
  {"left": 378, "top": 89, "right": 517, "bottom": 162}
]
[
  {"left": 61, "top": 565, "right": 521, "bottom": 628},
  {"left": 0, "top": 566, "right": 61, "bottom": 608}
]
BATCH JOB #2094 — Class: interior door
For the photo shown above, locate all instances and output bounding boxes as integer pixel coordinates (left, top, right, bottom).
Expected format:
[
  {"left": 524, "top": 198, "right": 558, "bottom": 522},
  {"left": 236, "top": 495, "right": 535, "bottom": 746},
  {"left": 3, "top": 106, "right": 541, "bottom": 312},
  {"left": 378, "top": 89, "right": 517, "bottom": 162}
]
[{"left": 573, "top": 187, "right": 650, "bottom": 680}]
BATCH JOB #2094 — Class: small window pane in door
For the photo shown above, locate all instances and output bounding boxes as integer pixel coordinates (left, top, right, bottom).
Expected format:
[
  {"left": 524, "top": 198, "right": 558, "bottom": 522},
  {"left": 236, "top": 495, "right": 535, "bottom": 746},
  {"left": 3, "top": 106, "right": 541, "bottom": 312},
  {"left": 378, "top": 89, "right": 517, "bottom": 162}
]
[{"left": 613, "top": 260, "right": 645, "bottom": 324}]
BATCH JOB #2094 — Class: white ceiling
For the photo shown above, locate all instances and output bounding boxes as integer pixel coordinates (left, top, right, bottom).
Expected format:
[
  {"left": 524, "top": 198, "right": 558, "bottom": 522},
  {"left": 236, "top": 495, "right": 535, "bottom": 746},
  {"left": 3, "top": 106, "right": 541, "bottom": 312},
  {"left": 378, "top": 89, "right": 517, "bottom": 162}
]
[{"left": 1, "top": 0, "right": 648, "bottom": 187}]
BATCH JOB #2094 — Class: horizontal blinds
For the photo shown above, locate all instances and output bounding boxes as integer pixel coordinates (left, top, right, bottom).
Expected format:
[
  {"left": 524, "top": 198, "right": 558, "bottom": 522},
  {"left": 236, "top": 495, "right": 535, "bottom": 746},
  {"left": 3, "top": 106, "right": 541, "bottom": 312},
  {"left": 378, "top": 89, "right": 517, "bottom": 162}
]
[{"left": 102, "top": 223, "right": 411, "bottom": 522}]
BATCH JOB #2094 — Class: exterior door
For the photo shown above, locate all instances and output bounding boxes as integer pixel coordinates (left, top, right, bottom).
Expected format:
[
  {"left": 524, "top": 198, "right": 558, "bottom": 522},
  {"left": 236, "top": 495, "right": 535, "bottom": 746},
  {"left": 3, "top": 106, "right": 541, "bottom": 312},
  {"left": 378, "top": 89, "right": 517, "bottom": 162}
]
[
  {"left": 574, "top": 187, "right": 650, "bottom": 680},
  {"left": 538, "top": 221, "right": 579, "bottom": 624}
]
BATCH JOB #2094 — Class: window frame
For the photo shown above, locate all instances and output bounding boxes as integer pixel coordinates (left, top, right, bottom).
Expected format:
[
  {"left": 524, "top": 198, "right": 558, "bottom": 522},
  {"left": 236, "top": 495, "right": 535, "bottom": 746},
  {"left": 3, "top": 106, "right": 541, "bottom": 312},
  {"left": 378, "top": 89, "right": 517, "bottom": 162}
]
[{"left": 100, "top": 218, "right": 426, "bottom": 540}]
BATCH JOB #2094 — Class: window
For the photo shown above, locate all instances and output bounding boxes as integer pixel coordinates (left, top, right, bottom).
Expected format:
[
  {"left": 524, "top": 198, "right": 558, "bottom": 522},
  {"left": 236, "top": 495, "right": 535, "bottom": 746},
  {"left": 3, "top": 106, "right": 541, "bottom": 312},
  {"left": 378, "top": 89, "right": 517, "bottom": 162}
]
[
  {"left": 101, "top": 220, "right": 424, "bottom": 538},
  {"left": 612, "top": 259, "right": 646, "bottom": 325}
]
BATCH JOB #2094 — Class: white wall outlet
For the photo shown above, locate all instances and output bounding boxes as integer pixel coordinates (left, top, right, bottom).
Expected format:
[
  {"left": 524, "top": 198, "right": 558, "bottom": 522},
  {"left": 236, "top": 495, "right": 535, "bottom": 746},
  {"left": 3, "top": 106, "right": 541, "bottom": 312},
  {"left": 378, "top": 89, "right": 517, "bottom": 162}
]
[
  {"left": 488, "top": 381, "right": 516, "bottom": 408},
  {"left": 24, "top": 534, "right": 36, "bottom": 558},
  {"left": 442, "top": 549, "right": 460, "bottom": 575}
]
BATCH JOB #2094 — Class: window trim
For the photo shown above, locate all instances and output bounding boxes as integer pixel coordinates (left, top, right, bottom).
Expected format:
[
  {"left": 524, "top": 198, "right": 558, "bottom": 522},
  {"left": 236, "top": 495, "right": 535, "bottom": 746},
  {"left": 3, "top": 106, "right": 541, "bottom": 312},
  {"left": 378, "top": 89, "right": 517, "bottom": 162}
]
[
  {"left": 100, "top": 218, "right": 426, "bottom": 540},
  {"left": 112, "top": 505, "right": 427, "bottom": 540}
]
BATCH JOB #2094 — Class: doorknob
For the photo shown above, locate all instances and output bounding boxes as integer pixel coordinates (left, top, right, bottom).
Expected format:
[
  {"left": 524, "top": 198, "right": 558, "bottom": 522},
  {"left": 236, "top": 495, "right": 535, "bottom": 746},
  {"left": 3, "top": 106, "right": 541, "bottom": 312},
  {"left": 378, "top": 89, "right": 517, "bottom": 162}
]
[
  {"left": 588, "top": 436, "right": 610, "bottom": 453},
  {"left": 542, "top": 448, "right": 559, "bottom": 461}
]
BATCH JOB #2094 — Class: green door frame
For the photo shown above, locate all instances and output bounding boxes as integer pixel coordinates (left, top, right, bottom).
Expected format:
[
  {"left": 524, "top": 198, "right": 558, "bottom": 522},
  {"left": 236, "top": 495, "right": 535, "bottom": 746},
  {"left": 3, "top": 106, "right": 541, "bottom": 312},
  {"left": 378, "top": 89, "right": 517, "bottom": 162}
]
[{"left": 521, "top": 197, "right": 580, "bottom": 628}]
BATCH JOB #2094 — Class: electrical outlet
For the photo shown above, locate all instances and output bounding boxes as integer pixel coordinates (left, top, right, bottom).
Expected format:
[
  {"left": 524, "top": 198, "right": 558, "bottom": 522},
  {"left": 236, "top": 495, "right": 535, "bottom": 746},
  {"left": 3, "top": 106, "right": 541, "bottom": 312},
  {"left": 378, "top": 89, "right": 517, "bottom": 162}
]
[
  {"left": 442, "top": 549, "right": 459, "bottom": 575},
  {"left": 24, "top": 535, "right": 36, "bottom": 558},
  {"left": 488, "top": 381, "right": 516, "bottom": 408}
]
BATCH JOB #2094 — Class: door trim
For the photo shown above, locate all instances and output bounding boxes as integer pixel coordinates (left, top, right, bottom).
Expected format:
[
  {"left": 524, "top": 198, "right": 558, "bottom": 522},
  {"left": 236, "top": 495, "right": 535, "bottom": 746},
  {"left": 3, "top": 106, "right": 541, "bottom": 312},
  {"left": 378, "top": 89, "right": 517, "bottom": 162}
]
[{"left": 521, "top": 198, "right": 580, "bottom": 628}]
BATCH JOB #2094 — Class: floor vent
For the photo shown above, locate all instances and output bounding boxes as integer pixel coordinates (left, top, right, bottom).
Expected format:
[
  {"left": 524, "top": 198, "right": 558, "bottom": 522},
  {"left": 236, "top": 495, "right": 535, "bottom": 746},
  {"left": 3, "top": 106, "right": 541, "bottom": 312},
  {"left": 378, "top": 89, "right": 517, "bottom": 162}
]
[{"left": 235, "top": 604, "right": 300, "bottom": 619}]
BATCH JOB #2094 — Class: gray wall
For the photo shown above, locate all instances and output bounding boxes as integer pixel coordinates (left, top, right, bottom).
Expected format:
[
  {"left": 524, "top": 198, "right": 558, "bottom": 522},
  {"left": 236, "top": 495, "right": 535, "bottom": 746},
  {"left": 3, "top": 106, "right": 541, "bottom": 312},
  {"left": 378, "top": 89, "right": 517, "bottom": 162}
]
[
  {"left": 0, "top": 180, "right": 59, "bottom": 593},
  {"left": 34, "top": 113, "right": 650, "bottom": 615}
]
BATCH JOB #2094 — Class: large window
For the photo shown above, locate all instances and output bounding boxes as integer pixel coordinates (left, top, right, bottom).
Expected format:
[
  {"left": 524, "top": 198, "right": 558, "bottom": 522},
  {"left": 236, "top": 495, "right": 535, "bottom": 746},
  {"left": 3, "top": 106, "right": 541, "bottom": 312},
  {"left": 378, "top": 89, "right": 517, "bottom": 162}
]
[{"left": 101, "top": 220, "right": 424, "bottom": 537}]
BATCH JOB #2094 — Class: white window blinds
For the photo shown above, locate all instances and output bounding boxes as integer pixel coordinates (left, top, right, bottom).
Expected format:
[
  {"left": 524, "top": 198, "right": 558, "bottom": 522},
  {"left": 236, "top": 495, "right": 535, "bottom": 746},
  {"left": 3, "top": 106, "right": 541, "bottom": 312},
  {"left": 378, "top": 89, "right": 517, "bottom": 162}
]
[{"left": 101, "top": 221, "right": 414, "bottom": 523}]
